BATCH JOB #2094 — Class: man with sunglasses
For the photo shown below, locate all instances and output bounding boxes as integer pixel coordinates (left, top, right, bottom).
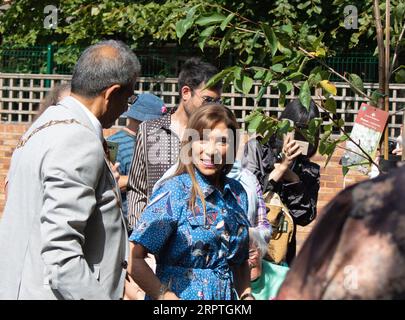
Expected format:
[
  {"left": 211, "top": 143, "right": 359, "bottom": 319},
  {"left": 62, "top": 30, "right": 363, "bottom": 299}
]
[{"left": 126, "top": 58, "right": 223, "bottom": 233}]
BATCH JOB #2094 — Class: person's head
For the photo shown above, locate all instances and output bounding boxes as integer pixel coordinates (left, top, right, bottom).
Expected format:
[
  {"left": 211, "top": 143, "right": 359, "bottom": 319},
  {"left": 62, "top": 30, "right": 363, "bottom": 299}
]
[
  {"left": 34, "top": 82, "right": 71, "bottom": 121},
  {"left": 279, "top": 99, "right": 320, "bottom": 158},
  {"left": 70, "top": 40, "right": 141, "bottom": 128},
  {"left": 178, "top": 57, "right": 222, "bottom": 117},
  {"left": 175, "top": 104, "right": 239, "bottom": 216},
  {"left": 277, "top": 166, "right": 405, "bottom": 299},
  {"left": 123, "top": 93, "right": 167, "bottom": 132},
  {"left": 249, "top": 228, "right": 268, "bottom": 281}
]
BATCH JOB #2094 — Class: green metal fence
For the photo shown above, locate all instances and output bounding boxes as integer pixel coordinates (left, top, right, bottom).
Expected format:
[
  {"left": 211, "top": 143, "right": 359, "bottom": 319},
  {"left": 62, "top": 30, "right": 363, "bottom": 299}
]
[
  {"left": 325, "top": 53, "right": 378, "bottom": 83},
  {"left": 0, "top": 45, "right": 379, "bottom": 82}
]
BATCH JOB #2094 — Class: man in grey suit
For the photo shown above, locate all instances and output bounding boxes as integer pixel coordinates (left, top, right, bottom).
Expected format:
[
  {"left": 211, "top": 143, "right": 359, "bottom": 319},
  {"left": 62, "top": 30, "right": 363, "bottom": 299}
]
[{"left": 0, "top": 40, "right": 141, "bottom": 299}]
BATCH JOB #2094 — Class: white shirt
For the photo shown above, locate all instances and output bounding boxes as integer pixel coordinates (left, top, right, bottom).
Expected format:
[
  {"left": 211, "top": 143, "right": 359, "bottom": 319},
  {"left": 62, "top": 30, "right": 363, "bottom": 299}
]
[{"left": 65, "top": 96, "right": 103, "bottom": 142}]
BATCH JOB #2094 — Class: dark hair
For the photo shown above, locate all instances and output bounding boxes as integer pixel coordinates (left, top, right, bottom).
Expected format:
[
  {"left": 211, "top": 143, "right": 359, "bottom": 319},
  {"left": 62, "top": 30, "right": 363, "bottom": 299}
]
[
  {"left": 33, "top": 82, "right": 71, "bottom": 121},
  {"left": 178, "top": 57, "right": 222, "bottom": 97},
  {"left": 175, "top": 104, "right": 239, "bottom": 220},
  {"left": 279, "top": 99, "right": 320, "bottom": 158},
  {"left": 71, "top": 40, "right": 141, "bottom": 98}
]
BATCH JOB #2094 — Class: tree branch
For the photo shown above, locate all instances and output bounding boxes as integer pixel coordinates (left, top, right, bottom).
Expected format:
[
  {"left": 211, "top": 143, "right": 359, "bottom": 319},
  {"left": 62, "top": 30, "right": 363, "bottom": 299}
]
[
  {"left": 389, "top": 22, "right": 405, "bottom": 80},
  {"left": 298, "top": 47, "right": 371, "bottom": 101}
]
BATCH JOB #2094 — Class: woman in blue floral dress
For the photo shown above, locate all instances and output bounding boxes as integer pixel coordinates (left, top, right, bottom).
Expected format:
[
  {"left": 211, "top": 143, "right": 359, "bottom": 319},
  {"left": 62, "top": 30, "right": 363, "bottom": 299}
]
[{"left": 128, "top": 104, "right": 253, "bottom": 300}]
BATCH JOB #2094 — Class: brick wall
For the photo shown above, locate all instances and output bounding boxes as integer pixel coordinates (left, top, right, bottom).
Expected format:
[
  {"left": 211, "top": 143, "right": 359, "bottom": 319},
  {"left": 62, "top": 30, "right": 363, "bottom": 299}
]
[{"left": 0, "top": 123, "right": 367, "bottom": 249}]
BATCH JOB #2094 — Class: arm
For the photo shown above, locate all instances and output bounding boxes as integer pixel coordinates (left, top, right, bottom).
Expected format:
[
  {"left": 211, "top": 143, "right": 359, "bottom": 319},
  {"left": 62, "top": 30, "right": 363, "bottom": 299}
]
[
  {"left": 118, "top": 175, "right": 128, "bottom": 191},
  {"left": 127, "top": 127, "right": 148, "bottom": 231},
  {"left": 40, "top": 129, "right": 110, "bottom": 300},
  {"left": 128, "top": 242, "right": 179, "bottom": 300},
  {"left": 232, "top": 260, "right": 254, "bottom": 300},
  {"left": 128, "top": 181, "right": 181, "bottom": 299}
]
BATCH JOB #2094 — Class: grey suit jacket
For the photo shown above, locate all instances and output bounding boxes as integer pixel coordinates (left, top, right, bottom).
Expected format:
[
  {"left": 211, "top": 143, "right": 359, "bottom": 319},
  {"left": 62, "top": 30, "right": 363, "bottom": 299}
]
[{"left": 0, "top": 96, "right": 129, "bottom": 300}]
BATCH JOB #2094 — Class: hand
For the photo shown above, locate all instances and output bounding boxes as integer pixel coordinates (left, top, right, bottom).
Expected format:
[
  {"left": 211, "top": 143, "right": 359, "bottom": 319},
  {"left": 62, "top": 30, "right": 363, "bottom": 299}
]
[
  {"left": 110, "top": 162, "right": 121, "bottom": 184},
  {"left": 123, "top": 273, "right": 145, "bottom": 300},
  {"left": 392, "top": 147, "right": 402, "bottom": 156},
  {"left": 280, "top": 134, "right": 302, "bottom": 169},
  {"left": 160, "top": 291, "right": 180, "bottom": 300}
]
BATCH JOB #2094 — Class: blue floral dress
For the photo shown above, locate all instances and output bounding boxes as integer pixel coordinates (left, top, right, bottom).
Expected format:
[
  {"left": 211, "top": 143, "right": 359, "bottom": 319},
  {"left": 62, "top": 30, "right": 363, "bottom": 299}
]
[{"left": 129, "top": 170, "right": 250, "bottom": 300}]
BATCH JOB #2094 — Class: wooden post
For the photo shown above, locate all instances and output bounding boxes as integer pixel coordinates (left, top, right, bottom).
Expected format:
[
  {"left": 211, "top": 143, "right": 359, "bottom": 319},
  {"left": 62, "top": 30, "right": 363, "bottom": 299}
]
[{"left": 383, "top": 0, "right": 390, "bottom": 160}]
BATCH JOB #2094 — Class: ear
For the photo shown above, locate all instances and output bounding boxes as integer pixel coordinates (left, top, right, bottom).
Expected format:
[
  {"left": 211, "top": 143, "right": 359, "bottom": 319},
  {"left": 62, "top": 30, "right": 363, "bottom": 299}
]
[
  {"left": 181, "top": 85, "right": 192, "bottom": 101},
  {"left": 104, "top": 84, "right": 121, "bottom": 101}
]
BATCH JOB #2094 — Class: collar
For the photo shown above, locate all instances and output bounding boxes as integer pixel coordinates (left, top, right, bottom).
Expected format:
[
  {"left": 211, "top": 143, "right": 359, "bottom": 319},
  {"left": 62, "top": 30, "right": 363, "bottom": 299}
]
[
  {"left": 66, "top": 96, "right": 103, "bottom": 142},
  {"left": 147, "top": 108, "right": 176, "bottom": 135},
  {"left": 193, "top": 168, "right": 237, "bottom": 201}
]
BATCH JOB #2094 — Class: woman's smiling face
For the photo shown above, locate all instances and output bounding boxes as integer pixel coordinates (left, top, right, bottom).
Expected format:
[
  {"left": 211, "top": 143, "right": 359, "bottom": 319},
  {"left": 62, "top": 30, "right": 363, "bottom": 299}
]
[{"left": 191, "top": 121, "right": 230, "bottom": 181}]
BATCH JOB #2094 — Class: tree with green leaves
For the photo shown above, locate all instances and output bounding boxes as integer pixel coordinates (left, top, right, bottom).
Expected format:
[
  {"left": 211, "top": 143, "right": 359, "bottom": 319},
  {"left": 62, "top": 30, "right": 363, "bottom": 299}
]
[{"left": 174, "top": 0, "right": 405, "bottom": 175}]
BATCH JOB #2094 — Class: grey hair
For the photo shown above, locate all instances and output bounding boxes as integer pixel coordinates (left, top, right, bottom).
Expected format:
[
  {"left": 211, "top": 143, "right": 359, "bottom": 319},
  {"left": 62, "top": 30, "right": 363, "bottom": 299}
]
[
  {"left": 249, "top": 227, "right": 268, "bottom": 259},
  {"left": 71, "top": 40, "right": 141, "bottom": 98}
]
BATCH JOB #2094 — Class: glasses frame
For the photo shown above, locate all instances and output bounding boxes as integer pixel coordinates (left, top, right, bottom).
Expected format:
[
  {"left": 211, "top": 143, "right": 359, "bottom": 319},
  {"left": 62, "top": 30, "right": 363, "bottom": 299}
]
[{"left": 192, "top": 89, "right": 222, "bottom": 105}]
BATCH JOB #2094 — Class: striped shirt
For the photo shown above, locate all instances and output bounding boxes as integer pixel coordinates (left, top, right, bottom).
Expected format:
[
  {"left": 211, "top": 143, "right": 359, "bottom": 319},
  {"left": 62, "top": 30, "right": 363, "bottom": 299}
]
[
  {"left": 106, "top": 129, "right": 136, "bottom": 219},
  {"left": 127, "top": 111, "right": 180, "bottom": 231}
]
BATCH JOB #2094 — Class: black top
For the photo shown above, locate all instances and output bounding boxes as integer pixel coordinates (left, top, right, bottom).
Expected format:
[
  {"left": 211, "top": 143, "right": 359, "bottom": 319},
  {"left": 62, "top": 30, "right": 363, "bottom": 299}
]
[{"left": 242, "top": 136, "right": 320, "bottom": 226}]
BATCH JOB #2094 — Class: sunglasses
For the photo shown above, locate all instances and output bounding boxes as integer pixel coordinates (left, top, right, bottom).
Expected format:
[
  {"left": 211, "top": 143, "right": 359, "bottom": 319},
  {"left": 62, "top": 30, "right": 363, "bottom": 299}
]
[{"left": 193, "top": 90, "right": 222, "bottom": 105}]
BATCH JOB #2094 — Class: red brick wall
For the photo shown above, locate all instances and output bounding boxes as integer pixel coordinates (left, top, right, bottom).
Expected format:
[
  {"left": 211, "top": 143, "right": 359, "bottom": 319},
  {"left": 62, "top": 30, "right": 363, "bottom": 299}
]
[{"left": 0, "top": 123, "right": 367, "bottom": 249}]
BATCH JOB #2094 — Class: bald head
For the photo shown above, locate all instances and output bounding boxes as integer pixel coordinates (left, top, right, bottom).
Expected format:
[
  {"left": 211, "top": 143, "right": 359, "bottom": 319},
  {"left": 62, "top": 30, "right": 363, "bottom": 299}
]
[{"left": 71, "top": 40, "right": 141, "bottom": 99}]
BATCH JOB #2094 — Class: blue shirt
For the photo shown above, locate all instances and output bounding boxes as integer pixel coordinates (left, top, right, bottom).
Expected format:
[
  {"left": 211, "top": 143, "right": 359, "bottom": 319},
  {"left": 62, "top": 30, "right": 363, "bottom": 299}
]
[
  {"left": 107, "top": 130, "right": 136, "bottom": 218},
  {"left": 129, "top": 170, "right": 250, "bottom": 300}
]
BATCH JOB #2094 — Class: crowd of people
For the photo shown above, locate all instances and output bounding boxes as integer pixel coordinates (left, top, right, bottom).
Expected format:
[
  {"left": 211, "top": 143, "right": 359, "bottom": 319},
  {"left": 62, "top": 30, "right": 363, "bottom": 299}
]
[{"left": 0, "top": 40, "right": 404, "bottom": 300}]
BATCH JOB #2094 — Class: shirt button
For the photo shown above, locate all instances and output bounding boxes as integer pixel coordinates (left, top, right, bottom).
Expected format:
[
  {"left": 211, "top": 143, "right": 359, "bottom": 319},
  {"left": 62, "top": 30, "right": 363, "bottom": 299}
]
[{"left": 121, "top": 261, "right": 128, "bottom": 269}]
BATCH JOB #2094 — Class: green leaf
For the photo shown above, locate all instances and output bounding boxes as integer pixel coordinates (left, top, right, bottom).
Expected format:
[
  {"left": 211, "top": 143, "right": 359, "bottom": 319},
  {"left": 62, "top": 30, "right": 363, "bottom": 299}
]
[
  {"left": 324, "top": 97, "right": 337, "bottom": 114},
  {"left": 395, "top": 69, "right": 405, "bottom": 83},
  {"left": 205, "top": 67, "right": 235, "bottom": 89},
  {"left": 278, "top": 81, "right": 293, "bottom": 95},
  {"left": 233, "top": 66, "right": 242, "bottom": 80},
  {"left": 319, "top": 140, "right": 327, "bottom": 155},
  {"left": 281, "top": 23, "right": 293, "bottom": 36},
  {"left": 272, "top": 55, "right": 288, "bottom": 64},
  {"left": 349, "top": 73, "right": 364, "bottom": 94},
  {"left": 261, "top": 23, "right": 278, "bottom": 56},
  {"left": 234, "top": 78, "right": 244, "bottom": 93},
  {"left": 256, "top": 86, "right": 267, "bottom": 101},
  {"left": 308, "top": 72, "right": 322, "bottom": 87},
  {"left": 308, "top": 118, "right": 322, "bottom": 136},
  {"left": 278, "top": 93, "right": 286, "bottom": 107},
  {"left": 370, "top": 90, "right": 385, "bottom": 107},
  {"left": 271, "top": 64, "right": 284, "bottom": 73},
  {"left": 91, "top": 7, "right": 100, "bottom": 16},
  {"left": 277, "top": 119, "right": 291, "bottom": 136},
  {"left": 220, "top": 27, "right": 234, "bottom": 56},
  {"left": 247, "top": 113, "right": 264, "bottom": 131},
  {"left": 242, "top": 76, "right": 254, "bottom": 95},
  {"left": 175, "top": 18, "right": 193, "bottom": 39},
  {"left": 297, "top": 1, "right": 311, "bottom": 9},
  {"left": 245, "top": 109, "right": 261, "bottom": 123},
  {"left": 323, "top": 124, "right": 333, "bottom": 132},
  {"left": 253, "top": 68, "right": 266, "bottom": 80},
  {"left": 195, "top": 13, "right": 226, "bottom": 26},
  {"left": 338, "top": 135, "right": 349, "bottom": 142},
  {"left": 198, "top": 26, "right": 216, "bottom": 51},
  {"left": 220, "top": 13, "right": 235, "bottom": 31},
  {"left": 286, "top": 71, "right": 303, "bottom": 81},
  {"left": 324, "top": 142, "right": 337, "bottom": 167},
  {"left": 299, "top": 80, "right": 311, "bottom": 111},
  {"left": 342, "top": 166, "right": 349, "bottom": 176},
  {"left": 337, "top": 118, "right": 345, "bottom": 128}
]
